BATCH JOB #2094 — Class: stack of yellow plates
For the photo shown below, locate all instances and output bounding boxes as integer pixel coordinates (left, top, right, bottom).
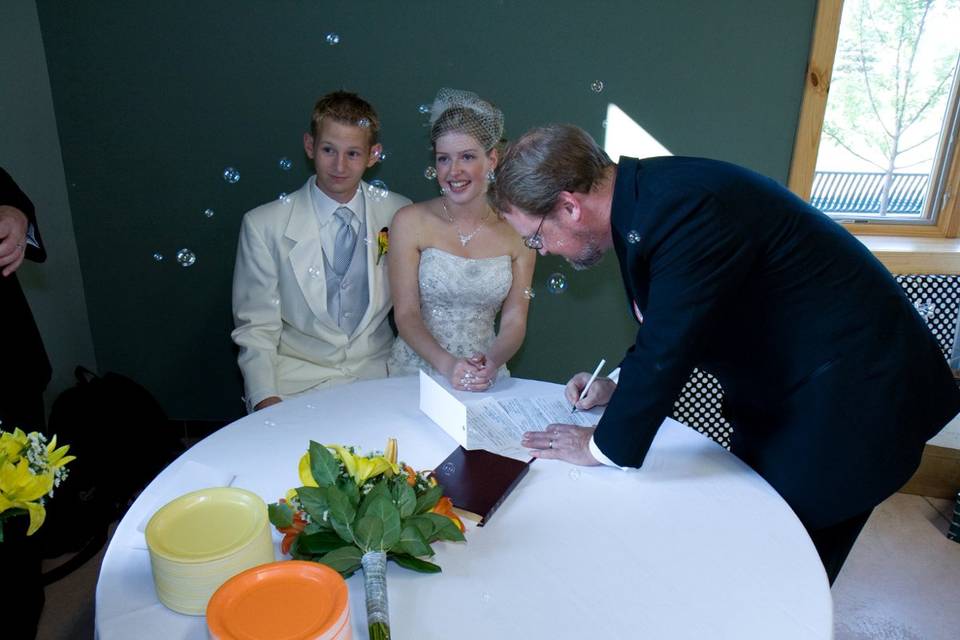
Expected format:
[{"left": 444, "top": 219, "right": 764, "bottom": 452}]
[
  {"left": 145, "top": 487, "right": 275, "bottom": 615},
  {"left": 207, "top": 561, "right": 351, "bottom": 640}
]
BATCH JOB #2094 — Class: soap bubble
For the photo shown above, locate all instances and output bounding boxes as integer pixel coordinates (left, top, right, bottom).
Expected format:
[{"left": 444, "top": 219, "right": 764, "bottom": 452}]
[
  {"left": 270, "top": 297, "right": 280, "bottom": 306},
  {"left": 278, "top": 192, "right": 288, "bottom": 201},
  {"left": 176, "top": 248, "right": 196, "bottom": 267},
  {"left": 357, "top": 118, "right": 371, "bottom": 128},
  {"left": 481, "top": 592, "right": 492, "bottom": 603},
  {"left": 418, "top": 103, "right": 431, "bottom": 115},
  {"left": 547, "top": 273, "right": 567, "bottom": 294},
  {"left": 305, "top": 403, "right": 317, "bottom": 410},
  {"left": 568, "top": 468, "right": 581, "bottom": 480},
  {"left": 377, "top": 149, "right": 387, "bottom": 161},
  {"left": 308, "top": 265, "right": 322, "bottom": 279},
  {"left": 367, "top": 179, "right": 389, "bottom": 201},
  {"left": 523, "top": 287, "right": 536, "bottom": 300},
  {"left": 264, "top": 420, "right": 277, "bottom": 427},
  {"left": 203, "top": 208, "right": 215, "bottom": 218},
  {"left": 222, "top": 167, "right": 240, "bottom": 184},
  {"left": 325, "top": 33, "right": 340, "bottom": 45},
  {"left": 279, "top": 157, "right": 292, "bottom": 171},
  {"left": 602, "top": 119, "right": 608, "bottom": 129},
  {"left": 424, "top": 166, "right": 437, "bottom": 180},
  {"left": 627, "top": 230, "right": 641, "bottom": 244},
  {"left": 591, "top": 80, "right": 604, "bottom": 93},
  {"left": 915, "top": 301, "right": 936, "bottom": 322},
  {"left": 152, "top": 252, "right": 164, "bottom": 262}
]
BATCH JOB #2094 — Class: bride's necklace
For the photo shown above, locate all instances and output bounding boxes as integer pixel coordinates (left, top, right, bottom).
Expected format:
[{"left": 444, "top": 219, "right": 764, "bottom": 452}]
[{"left": 441, "top": 199, "right": 489, "bottom": 247}]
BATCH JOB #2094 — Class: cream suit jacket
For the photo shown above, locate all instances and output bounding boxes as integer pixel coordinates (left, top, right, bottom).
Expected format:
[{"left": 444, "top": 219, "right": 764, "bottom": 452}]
[{"left": 231, "top": 178, "right": 411, "bottom": 411}]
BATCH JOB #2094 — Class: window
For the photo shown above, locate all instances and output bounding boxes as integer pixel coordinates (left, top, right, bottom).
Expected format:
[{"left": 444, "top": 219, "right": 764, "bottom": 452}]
[{"left": 790, "top": 0, "right": 960, "bottom": 237}]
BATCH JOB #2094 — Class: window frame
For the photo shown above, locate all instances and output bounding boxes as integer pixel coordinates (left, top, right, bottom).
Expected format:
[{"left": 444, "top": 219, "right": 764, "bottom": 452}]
[{"left": 788, "top": 0, "right": 960, "bottom": 246}]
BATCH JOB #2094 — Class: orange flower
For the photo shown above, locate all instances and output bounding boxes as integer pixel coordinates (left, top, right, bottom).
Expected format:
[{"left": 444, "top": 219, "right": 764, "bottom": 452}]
[
  {"left": 402, "top": 464, "right": 417, "bottom": 486},
  {"left": 430, "top": 495, "right": 465, "bottom": 533},
  {"left": 278, "top": 507, "right": 308, "bottom": 555}
]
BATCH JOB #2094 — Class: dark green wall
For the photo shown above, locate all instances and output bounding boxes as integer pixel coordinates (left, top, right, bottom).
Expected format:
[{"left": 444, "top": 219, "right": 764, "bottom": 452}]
[{"left": 36, "top": 1, "right": 815, "bottom": 419}]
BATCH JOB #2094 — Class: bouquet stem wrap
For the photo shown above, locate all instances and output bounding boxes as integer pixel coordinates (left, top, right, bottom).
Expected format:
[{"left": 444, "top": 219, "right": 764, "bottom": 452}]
[{"left": 362, "top": 550, "right": 391, "bottom": 640}]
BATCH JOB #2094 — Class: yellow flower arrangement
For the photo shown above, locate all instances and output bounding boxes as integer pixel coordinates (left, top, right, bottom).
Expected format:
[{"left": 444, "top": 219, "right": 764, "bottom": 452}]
[
  {"left": 270, "top": 438, "right": 464, "bottom": 640},
  {"left": 0, "top": 427, "right": 75, "bottom": 540}
]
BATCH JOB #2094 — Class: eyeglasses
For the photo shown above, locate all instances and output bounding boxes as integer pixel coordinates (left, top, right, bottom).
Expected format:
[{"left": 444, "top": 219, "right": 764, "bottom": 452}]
[{"left": 523, "top": 213, "right": 548, "bottom": 250}]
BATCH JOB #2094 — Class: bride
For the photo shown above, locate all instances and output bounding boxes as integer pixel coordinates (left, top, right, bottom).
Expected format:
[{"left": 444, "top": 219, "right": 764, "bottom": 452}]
[{"left": 387, "top": 88, "right": 535, "bottom": 391}]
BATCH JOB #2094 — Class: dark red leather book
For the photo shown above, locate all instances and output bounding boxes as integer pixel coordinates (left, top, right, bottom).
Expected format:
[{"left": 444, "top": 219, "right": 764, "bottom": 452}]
[{"left": 432, "top": 447, "right": 532, "bottom": 527}]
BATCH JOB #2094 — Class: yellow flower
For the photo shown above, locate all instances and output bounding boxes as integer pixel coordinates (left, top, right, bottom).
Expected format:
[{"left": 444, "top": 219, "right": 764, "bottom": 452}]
[
  {"left": 46, "top": 435, "right": 76, "bottom": 469},
  {"left": 328, "top": 445, "right": 398, "bottom": 485},
  {"left": 298, "top": 453, "right": 319, "bottom": 488},
  {"left": 0, "top": 457, "right": 54, "bottom": 535},
  {"left": 0, "top": 428, "right": 28, "bottom": 465},
  {"left": 376, "top": 227, "right": 389, "bottom": 265}
]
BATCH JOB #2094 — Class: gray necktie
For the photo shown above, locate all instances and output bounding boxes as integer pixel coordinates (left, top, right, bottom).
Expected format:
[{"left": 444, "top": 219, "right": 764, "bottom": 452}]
[{"left": 332, "top": 206, "right": 357, "bottom": 277}]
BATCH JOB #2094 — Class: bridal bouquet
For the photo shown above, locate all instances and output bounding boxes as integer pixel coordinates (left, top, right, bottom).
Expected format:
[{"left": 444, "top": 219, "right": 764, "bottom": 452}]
[
  {"left": 269, "top": 438, "right": 465, "bottom": 640},
  {"left": 0, "top": 427, "right": 75, "bottom": 542}
]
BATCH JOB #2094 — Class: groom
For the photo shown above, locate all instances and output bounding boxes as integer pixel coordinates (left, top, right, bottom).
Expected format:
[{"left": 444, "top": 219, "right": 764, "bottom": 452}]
[
  {"left": 489, "top": 123, "right": 960, "bottom": 583},
  {"left": 232, "top": 92, "right": 411, "bottom": 412}
]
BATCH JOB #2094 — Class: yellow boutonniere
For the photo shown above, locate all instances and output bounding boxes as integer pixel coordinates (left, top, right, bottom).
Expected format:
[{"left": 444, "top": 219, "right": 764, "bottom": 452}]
[{"left": 376, "top": 227, "right": 389, "bottom": 265}]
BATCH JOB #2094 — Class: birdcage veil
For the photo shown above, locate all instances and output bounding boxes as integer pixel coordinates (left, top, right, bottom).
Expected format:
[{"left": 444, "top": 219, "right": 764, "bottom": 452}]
[{"left": 429, "top": 88, "right": 504, "bottom": 151}]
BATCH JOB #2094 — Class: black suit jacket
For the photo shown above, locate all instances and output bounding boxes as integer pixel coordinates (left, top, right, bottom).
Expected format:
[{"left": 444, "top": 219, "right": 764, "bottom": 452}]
[
  {"left": 0, "top": 168, "right": 51, "bottom": 401},
  {"left": 596, "top": 157, "right": 960, "bottom": 530}
]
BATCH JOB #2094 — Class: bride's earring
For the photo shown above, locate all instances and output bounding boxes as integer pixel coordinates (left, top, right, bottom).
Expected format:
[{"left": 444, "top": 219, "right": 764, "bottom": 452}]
[{"left": 486, "top": 170, "right": 496, "bottom": 183}]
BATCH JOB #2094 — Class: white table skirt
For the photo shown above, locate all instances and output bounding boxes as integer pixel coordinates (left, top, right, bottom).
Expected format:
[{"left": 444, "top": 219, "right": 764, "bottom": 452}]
[{"left": 95, "top": 375, "right": 832, "bottom": 639}]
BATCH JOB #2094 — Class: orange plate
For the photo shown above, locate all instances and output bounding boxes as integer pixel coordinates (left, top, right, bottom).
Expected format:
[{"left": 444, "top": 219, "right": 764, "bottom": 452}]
[{"left": 207, "top": 561, "right": 349, "bottom": 640}]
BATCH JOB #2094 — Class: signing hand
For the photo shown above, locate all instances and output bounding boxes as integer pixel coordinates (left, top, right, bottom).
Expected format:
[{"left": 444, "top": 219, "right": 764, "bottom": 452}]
[
  {"left": 521, "top": 423, "right": 601, "bottom": 466},
  {"left": 565, "top": 371, "right": 617, "bottom": 410},
  {"left": 448, "top": 357, "right": 492, "bottom": 392},
  {"left": 0, "top": 205, "right": 29, "bottom": 277}
]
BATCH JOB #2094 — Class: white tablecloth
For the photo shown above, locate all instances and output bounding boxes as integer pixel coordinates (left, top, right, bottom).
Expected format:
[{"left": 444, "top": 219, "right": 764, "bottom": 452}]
[{"left": 95, "top": 376, "right": 832, "bottom": 639}]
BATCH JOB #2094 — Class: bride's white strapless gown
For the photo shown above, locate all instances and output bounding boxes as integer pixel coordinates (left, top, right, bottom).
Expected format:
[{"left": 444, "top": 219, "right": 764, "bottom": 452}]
[{"left": 388, "top": 248, "right": 512, "bottom": 378}]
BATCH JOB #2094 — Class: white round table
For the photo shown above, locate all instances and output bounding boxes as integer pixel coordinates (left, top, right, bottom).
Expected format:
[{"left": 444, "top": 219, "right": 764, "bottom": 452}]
[{"left": 95, "top": 376, "right": 832, "bottom": 639}]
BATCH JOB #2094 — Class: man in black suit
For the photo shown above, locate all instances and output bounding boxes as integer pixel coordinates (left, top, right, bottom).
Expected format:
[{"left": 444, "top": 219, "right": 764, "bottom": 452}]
[
  {"left": 489, "top": 124, "right": 960, "bottom": 583},
  {"left": 0, "top": 167, "right": 51, "bottom": 638},
  {"left": 0, "top": 167, "right": 51, "bottom": 432}
]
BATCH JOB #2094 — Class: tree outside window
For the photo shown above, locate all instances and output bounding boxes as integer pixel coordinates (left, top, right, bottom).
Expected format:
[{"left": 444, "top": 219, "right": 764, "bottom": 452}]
[{"left": 813, "top": 0, "right": 960, "bottom": 222}]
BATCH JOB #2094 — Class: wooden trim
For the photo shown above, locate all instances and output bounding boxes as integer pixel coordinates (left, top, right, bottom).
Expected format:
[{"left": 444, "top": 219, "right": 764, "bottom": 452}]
[
  {"left": 859, "top": 236, "right": 960, "bottom": 274},
  {"left": 787, "top": 0, "right": 844, "bottom": 201},
  {"left": 901, "top": 445, "right": 960, "bottom": 499}
]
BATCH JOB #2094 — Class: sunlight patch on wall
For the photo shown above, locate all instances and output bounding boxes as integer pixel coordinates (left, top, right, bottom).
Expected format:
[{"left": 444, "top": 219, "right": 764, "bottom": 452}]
[{"left": 603, "top": 103, "right": 671, "bottom": 161}]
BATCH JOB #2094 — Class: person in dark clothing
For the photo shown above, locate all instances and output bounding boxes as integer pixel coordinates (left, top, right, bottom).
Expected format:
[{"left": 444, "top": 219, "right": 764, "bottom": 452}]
[
  {"left": 489, "top": 124, "right": 960, "bottom": 584},
  {"left": 0, "top": 167, "right": 51, "bottom": 638}
]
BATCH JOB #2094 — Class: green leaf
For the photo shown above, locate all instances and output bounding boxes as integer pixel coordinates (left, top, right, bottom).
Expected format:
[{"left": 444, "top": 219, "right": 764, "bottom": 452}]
[
  {"left": 298, "top": 530, "right": 350, "bottom": 555},
  {"left": 309, "top": 441, "right": 340, "bottom": 487},
  {"left": 358, "top": 481, "right": 392, "bottom": 517},
  {"left": 267, "top": 501, "right": 294, "bottom": 529},
  {"left": 366, "top": 495, "right": 401, "bottom": 550},
  {"left": 398, "top": 524, "right": 433, "bottom": 558},
  {"left": 390, "top": 553, "right": 442, "bottom": 574},
  {"left": 421, "top": 512, "right": 466, "bottom": 542},
  {"left": 337, "top": 476, "right": 361, "bottom": 508},
  {"left": 395, "top": 482, "right": 417, "bottom": 518},
  {"left": 403, "top": 515, "right": 435, "bottom": 540},
  {"left": 319, "top": 545, "right": 363, "bottom": 576},
  {"left": 296, "top": 486, "right": 330, "bottom": 524},
  {"left": 326, "top": 486, "right": 356, "bottom": 543},
  {"left": 354, "top": 515, "right": 384, "bottom": 551},
  {"left": 414, "top": 483, "right": 443, "bottom": 514},
  {"left": 303, "top": 521, "right": 323, "bottom": 535}
]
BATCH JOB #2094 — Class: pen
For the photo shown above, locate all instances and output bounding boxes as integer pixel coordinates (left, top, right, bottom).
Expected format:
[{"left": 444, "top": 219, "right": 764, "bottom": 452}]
[{"left": 572, "top": 358, "right": 605, "bottom": 413}]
